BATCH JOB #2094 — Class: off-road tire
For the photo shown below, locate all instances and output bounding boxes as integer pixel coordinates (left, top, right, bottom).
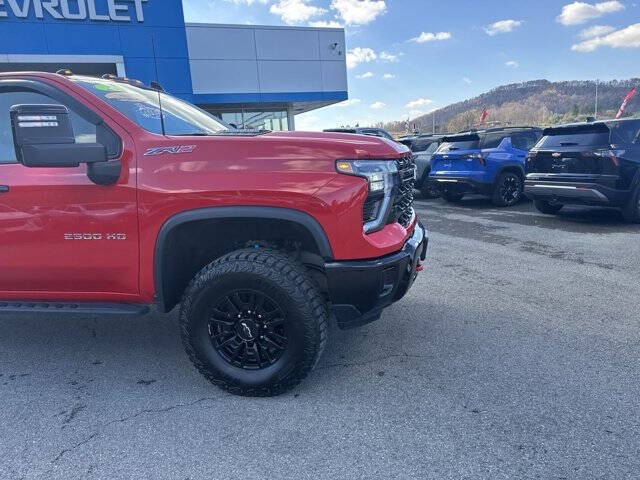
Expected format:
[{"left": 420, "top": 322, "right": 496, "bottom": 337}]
[
  {"left": 441, "top": 190, "right": 464, "bottom": 203},
  {"left": 179, "top": 248, "right": 328, "bottom": 397},
  {"left": 621, "top": 185, "right": 640, "bottom": 223},
  {"left": 492, "top": 172, "right": 523, "bottom": 207},
  {"left": 534, "top": 199, "right": 563, "bottom": 215}
]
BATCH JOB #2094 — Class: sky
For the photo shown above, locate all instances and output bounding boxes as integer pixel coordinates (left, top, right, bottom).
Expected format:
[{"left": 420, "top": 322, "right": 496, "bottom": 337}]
[{"left": 182, "top": 0, "right": 640, "bottom": 130}]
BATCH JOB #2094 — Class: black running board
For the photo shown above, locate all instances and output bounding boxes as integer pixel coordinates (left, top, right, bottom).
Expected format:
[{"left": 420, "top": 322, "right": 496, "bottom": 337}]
[{"left": 0, "top": 301, "right": 149, "bottom": 316}]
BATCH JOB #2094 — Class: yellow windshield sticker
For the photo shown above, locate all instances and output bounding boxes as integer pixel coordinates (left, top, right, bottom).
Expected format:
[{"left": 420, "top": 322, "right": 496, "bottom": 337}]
[{"left": 95, "top": 83, "right": 123, "bottom": 92}]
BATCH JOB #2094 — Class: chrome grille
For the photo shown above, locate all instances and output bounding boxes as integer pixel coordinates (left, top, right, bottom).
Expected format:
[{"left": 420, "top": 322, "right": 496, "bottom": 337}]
[{"left": 389, "top": 156, "right": 415, "bottom": 227}]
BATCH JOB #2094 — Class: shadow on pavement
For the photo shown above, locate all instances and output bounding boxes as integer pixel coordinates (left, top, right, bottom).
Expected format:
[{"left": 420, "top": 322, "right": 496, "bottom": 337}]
[{"left": 415, "top": 195, "right": 640, "bottom": 234}]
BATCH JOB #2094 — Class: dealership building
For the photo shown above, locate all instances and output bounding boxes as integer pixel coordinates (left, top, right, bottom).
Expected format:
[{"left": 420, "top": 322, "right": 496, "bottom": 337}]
[{"left": 0, "top": 0, "right": 348, "bottom": 130}]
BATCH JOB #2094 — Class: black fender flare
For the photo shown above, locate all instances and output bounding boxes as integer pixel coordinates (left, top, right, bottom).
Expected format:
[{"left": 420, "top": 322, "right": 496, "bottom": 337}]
[{"left": 153, "top": 206, "right": 334, "bottom": 311}]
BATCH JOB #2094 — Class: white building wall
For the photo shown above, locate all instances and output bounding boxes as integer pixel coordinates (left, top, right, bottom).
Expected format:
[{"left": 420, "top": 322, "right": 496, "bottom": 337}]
[{"left": 185, "top": 23, "right": 347, "bottom": 96}]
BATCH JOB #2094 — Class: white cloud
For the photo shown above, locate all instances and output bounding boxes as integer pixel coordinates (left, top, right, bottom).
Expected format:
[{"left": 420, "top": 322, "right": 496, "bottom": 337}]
[
  {"left": 557, "top": 1, "right": 624, "bottom": 26},
  {"left": 370, "top": 101, "right": 386, "bottom": 110},
  {"left": 484, "top": 19, "right": 523, "bottom": 36},
  {"left": 405, "top": 98, "right": 433, "bottom": 108},
  {"left": 409, "top": 31, "right": 452, "bottom": 43},
  {"left": 572, "top": 22, "right": 640, "bottom": 51},
  {"left": 296, "top": 114, "right": 321, "bottom": 131},
  {"left": 463, "top": 77, "right": 472, "bottom": 84},
  {"left": 408, "top": 109, "right": 423, "bottom": 117},
  {"left": 330, "top": 0, "right": 386, "bottom": 26},
  {"left": 270, "top": 0, "right": 326, "bottom": 25},
  {"left": 379, "top": 51, "right": 397, "bottom": 62},
  {"left": 505, "top": 60, "right": 520, "bottom": 67},
  {"left": 356, "top": 71, "right": 374, "bottom": 79},
  {"left": 331, "top": 98, "right": 362, "bottom": 107},
  {"left": 309, "top": 20, "right": 344, "bottom": 28},
  {"left": 383, "top": 73, "right": 395, "bottom": 79},
  {"left": 578, "top": 24, "right": 616, "bottom": 37},
  {"left": 346, "top": 47, "right": 377, "bottom": 69}
]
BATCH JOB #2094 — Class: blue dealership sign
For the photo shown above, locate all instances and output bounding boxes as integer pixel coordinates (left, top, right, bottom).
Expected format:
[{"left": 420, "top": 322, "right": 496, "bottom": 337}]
[
  {"left": 0, "top": 0, "right": 149, "bottom": 22},
  {"left": 0, "top": 0, "right": 192, "bottom": 96}
]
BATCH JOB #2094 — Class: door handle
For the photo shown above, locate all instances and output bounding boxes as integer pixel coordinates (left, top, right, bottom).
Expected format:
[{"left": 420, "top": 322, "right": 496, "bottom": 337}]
[{"left": 0, "top": 185, "right": 9, "bottom": 193}]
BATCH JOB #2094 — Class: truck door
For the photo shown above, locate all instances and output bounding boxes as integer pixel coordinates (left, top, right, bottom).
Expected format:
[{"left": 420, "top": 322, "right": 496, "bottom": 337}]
[{"left": 0, "top": 80, "right": 139, "bottom": 298}]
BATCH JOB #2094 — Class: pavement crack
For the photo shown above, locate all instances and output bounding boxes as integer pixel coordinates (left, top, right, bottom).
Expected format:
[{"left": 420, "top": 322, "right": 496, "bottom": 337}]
[
  {"left": 50, "top": 396, "right": 224, "bottom": 465},
  {"left": 52, "top": 432, "right": 99, "bottom": 464},
  {"left": 102, "top": 396, "right": 223, "bottom": 426},
  {"left": 62, "top": 404, "right": 87, "bottom": 425},
  {"left": 319, "top": 353, "right": 429, "bottom": 369}
]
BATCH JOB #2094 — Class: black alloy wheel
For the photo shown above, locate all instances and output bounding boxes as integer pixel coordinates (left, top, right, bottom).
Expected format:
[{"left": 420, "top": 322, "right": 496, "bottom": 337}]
[
  {"left": 209, "top": 289, "right": 288, "bottom": 370},
  {"left": 493, "top": 172, "right": 523, "bottom": 207},
  {"left": 179, "top": 248, "right": 328, "bottom": 396}
]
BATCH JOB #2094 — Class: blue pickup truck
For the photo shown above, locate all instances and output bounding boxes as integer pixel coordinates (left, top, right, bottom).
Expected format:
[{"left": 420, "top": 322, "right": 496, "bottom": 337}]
[{"left": 430, "top": 127, "right": 542, "bottom": 206}]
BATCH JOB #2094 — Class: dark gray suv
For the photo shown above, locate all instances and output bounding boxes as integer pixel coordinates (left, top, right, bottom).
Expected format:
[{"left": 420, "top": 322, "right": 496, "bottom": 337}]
[
  {"left": 399, "top": 134, "right": 444, "bottom": 198},
  {"left": 323, "top": 127, "right": 395, "bottom": 141}
]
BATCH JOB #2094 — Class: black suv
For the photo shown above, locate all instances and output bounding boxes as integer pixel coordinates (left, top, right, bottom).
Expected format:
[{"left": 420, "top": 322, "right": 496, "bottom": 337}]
[{"left": 525, "top": 119, "right": 640, "bottom": 222}]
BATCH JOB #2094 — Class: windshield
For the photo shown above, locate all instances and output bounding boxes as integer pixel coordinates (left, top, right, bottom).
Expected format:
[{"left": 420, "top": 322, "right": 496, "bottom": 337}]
[
  {"left": 70, "top": 77, "right": 229, "bottom": 136},
  {"left": 438, "top": 135, "right": 480, "bottom": 152},
  {"left": 538, "top": 124, "right": 610, "bottom": 148}
]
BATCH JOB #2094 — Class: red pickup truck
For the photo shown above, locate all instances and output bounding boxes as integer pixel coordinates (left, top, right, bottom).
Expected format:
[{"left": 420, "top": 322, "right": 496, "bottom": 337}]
[{"left": 0, "top": 72, "right": 427, "bottom": 396}]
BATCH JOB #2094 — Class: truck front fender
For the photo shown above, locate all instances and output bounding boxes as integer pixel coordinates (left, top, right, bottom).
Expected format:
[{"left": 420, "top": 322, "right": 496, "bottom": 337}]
[{"left": 153, "top": 206, "right": 333, "bottom": 312}]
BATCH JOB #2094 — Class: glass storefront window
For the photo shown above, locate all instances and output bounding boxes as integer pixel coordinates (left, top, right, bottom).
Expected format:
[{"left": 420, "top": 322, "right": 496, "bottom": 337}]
[
  {"left": 221, "top": 112, "right": 243, "bottom": 129},
  {"left": 207, "top": 108, "right": 290, "bottom": 131}
]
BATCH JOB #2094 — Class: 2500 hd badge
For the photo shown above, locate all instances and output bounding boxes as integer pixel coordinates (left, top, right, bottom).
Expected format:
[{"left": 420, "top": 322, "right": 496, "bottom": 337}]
[{"left": 64, "top": 233, "right": 127, "bottom": 240}]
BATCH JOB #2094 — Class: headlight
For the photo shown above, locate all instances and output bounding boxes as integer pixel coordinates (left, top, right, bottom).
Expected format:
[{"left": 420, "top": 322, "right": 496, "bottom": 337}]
[
  {"left": 336, "top": 160, "right": 399, "bottom": 234},
  {"left": 336, "top": 160, "right": 397, "bottom": 195}
]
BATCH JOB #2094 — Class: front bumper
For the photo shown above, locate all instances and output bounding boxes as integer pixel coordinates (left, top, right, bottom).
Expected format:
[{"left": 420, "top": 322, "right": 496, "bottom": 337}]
[
  {"left": 324, "top": 222, "right": 428, "bottom": 329},
  {"left": 429, "top": 176, "right": 492, "bottom": 195},
  {"left": 524, "top": 180, "right": 629, "bottom": 206}
]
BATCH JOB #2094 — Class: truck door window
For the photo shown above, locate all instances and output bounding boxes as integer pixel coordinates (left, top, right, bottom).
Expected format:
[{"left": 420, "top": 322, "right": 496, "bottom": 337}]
[{"left": 0, "top": 90, "right": 97, "bottom": 164}]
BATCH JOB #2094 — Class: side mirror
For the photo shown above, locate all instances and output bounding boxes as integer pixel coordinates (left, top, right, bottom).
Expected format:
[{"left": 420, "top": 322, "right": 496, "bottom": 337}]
[{"left": 10, "top": 104, "right": 107, "bottom": 168}]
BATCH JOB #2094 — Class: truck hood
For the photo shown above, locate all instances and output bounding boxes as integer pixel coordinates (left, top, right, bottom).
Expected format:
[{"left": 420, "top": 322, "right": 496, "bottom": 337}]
[{"left": 261, "top": 130, "right": 409, "bottom": 159}]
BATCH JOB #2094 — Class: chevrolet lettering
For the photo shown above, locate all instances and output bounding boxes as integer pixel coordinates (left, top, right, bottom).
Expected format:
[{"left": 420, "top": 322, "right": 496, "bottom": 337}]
[{"left": 0, "top": 0, "right": 148, "bottom": 22}]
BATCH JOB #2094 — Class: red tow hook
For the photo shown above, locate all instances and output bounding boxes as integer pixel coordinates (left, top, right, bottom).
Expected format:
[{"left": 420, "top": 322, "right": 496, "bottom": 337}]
[{"left": 416, "top": 263, "right": 424, "bottom": 272}]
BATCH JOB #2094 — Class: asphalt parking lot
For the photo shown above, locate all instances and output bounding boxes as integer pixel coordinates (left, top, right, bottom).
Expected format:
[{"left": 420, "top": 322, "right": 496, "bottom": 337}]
[{"left": 2, "top": 197, "right": 639, "bottom": 480}]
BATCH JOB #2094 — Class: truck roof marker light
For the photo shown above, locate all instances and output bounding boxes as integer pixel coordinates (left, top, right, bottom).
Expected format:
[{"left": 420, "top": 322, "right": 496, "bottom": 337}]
[{"left": 56, "top": 69, "right": 73, "bottom": 76}]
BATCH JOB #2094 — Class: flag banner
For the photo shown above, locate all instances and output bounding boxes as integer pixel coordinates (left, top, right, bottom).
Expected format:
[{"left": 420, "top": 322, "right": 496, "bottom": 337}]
[
  {"left": 616, "top": 88, "right": 636, "bottom": 119},
  {"left": 480, "top": 107, "right": 488, "bottom": 123}
]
